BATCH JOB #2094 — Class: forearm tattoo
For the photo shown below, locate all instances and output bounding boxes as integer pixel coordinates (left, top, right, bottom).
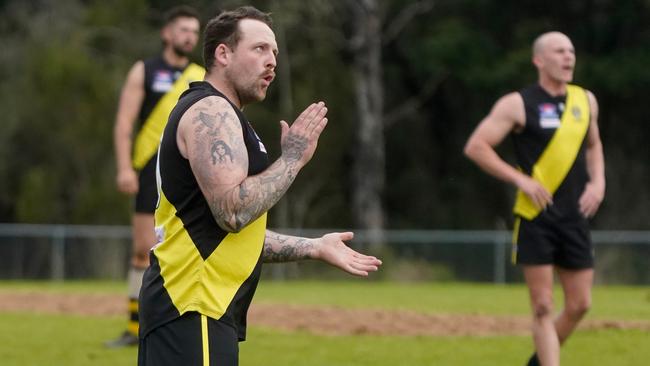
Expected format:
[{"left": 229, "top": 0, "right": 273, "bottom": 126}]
[
  {"left": 190, "top": 98, "right": 303, "bottom": 232},
  {"left": 263, "top": 231, "right": 315, "bottom": 262},
  {"left": 219, "top": 158, "right": 298, "bottom": 231}
]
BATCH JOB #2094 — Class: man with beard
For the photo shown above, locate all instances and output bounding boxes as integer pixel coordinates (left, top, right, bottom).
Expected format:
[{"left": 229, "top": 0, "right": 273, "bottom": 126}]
[
  {"left": 108, "top": 5, "right": 203, "bottom": 348},
  {"left": 137, "top": 6, "right": 381, "bottom": 365}
]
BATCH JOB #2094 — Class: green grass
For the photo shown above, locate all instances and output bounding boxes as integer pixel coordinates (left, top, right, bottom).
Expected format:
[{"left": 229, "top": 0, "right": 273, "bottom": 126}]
[
  {"left": 1, "top": 280, "right": 648, "bottom": 366},
  {"left": 0, "top": 312, "right": 134, "bottom": 366},
  {"left": 0, "top": 280, "right": 126, "bottom": 294},
  {"left": 253, "top": 280, "right": 650, "bottom": 320},
  {"left": 242, "top": 327, "right": 650, "bottom": 366}
]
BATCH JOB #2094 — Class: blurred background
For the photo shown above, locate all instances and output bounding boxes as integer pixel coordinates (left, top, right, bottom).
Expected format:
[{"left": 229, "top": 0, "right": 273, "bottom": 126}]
[{"left": 0, "top": 0, "right": 648, "bottom": 284}]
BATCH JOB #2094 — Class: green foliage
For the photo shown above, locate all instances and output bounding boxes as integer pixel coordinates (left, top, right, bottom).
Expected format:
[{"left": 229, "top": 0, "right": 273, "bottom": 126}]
[
  {"left": 0, "top": 0, "right": 154, "bottom": 223},
  {"left": 1, "top": 0, "right": 649, "bottom": 229}
]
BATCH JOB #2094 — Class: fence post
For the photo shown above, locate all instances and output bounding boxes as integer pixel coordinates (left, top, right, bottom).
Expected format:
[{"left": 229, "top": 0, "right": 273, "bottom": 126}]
[
  {"left": 51, "top": 225, "right": 65, "bottom": 281},
  {"left": 493, "top": 233, "right": 505, "bottom": 284},
  {"left": 493, "top": 219, "right": 508, "bottom": 284}
]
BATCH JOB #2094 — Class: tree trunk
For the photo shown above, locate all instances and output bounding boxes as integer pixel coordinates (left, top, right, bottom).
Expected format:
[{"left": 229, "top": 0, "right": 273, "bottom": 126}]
[{"left": 350, "top": 0, "right": 385, "bottom": 250}]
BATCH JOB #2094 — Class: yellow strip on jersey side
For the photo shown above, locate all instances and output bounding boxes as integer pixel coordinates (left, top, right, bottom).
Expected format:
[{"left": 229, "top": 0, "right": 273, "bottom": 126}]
[
  {"left": 154, "top": 189, "right": 266, "bottom": 321},
  {"left": 201, "top": 314, "right": 209, "bottom": 366},
  {"left": 511, "top": 216, "right": 521, "bottom": 265},
  {"left": 513, "top": 84, "right": 590, "bottom": 220},
  {"left": 132, "top": 63, "right": 205, "bottom": 170}
]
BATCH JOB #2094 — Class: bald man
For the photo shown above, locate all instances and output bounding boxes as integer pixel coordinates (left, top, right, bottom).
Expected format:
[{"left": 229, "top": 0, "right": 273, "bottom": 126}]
[{"left": 464, "top": 32, "right": 605, "bottom": 366}]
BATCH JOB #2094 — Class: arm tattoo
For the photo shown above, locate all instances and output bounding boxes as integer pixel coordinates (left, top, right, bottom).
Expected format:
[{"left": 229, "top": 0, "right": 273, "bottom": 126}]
[
  {"left": 263, "top": 231, "right": 314, "bottom": 263},
  {"left": 212, "top": 158, "right": 299, "bottom": 231},
  {"left": 210, "top": 140, "right": 233, "bottom": 165},
  {"left": 190, "top": 98, "right": 305, "bottom": 232}
]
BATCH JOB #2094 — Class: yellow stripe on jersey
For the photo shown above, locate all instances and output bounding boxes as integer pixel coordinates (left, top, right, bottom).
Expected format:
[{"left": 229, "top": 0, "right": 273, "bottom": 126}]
[
  {"left": 201, "top": 314, "right": 209, "bottom": 366},
  {"left": 132, "top": 63, "right": 205, "bottom": 170},
  {"left": 511, "top": 217, "right": 521, "bottom": 265},
  {"left": 154, "top": 189, "right": 266, "bottom": 320},
  {"left": 513, "top": 84, "right": 590, "bottom": 220}
]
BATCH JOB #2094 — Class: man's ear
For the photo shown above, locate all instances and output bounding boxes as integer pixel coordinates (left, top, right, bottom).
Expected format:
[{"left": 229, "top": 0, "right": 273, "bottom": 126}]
[
  {"left": 214, "top": 44, "right": 230, "bottom": 67},
  {"left": 532, "top": 54, "right": 543, "bottom": 69},
  {"left": 161, "top": 25, "right": 171, "bottom": 44}
]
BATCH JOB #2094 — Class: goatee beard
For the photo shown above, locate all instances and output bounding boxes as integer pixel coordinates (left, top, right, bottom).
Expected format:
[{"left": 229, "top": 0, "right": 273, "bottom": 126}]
[{"left": 172, "top": 45, "right": 189, "bottom": 58}]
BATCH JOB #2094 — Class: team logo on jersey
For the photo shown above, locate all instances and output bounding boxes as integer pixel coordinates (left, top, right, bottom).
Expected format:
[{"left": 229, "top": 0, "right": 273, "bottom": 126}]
[
  {"left": 152, "top": 70, "right": 174, "bottom": 92},
  {"left": 538, "top": 103, "right": 561, "bottom": 129},
  {"left": 572, "top": 106, "right": 582, "bottom": 121}
]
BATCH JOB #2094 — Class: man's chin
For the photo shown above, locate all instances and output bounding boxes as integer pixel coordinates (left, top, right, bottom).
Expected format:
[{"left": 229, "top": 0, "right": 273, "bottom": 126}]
[
  {"left": 256, "top": 89, "right": 268, "bottom": 102},
  {"left": 172, "top": 46, "right": 192, "bottom": 58}
]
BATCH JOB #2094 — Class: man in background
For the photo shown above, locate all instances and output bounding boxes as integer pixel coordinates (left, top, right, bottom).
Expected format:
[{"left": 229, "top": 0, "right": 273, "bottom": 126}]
[
  {"left": 108, "top": 5, "right": 203, "bottom": 348},
  {"left": 464, "top": 32, "right": 605, "bottom": 365}
]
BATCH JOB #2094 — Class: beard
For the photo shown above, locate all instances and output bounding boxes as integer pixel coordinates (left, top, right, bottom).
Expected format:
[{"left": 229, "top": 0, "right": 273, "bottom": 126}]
[
  {"left": 225, "top": 69, "right": 266, "bottom": 106},
  {"left": 237, "top": 84, "right": 265, "bottom": 105},
  {"left": 171, "top": 42, "right": 193, "bottom": 58}
]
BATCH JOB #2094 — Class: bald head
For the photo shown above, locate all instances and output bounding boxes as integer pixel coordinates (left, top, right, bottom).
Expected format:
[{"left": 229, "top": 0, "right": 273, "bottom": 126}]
[
  {"left": 533, "top": 32, "right": 572, "bottom": 56},
  {"left": 531, "top": 32, "right": 576, "bottom": 87}
]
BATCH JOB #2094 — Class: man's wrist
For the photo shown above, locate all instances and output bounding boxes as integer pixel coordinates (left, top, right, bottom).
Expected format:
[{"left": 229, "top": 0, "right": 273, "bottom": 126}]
[
  {"left": 306, "top": 238, "right": 320, "bottom": 260},
  {"left": 279, "top": 154, "right": 304, "bottom": 169}
]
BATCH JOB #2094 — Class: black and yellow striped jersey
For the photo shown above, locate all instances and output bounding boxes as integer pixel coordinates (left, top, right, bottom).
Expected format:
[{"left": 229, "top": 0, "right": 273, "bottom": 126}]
[{"left": 139, "top": 81, "right": 269, "bottom": 341}]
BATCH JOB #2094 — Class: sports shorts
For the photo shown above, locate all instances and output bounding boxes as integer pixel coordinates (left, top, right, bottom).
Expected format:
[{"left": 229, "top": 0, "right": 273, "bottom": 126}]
[
  {"left": 511, "top": 211, "right": 594, "bottom": 269},
  {"left": 134, "top": 156, "right": 157, "bottom": 214},
  {"left": 138, "top": 312, "right": 239, "bottom": 366}
]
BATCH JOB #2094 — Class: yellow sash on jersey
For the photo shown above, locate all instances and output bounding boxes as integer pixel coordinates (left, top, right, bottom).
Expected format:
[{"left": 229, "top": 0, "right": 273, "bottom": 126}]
[
  {"left": 154, "top": 188, "right": 267, "bottom": 320},
  {"left": 132, "top": 63, "right": 205, "bottom": 169},
  {"left": 513, "top": 84, "right": 590, "bottom": 220}
]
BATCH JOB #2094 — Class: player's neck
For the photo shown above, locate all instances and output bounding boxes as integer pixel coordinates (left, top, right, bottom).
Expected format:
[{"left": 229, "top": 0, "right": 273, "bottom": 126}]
[
  {"left": 538, "top": 77, "right": 567, "bottom": 97},
  {"left": 204, "top": 73, "right": 243, "bottom": 110},
  {"left": 162, "top": 48, "right": 189, "bottom": 69}
]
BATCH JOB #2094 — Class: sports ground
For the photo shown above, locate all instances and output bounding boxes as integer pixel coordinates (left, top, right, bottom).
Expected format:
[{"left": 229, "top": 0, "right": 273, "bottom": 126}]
[{"left": 1, "top": 280, "right": 648, "bottom": 365}]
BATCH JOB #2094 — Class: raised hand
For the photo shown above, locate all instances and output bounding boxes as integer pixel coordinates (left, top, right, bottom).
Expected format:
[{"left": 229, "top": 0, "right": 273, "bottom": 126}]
[{"left": 279, "top": 102, "right": 328, "bottom": 167}]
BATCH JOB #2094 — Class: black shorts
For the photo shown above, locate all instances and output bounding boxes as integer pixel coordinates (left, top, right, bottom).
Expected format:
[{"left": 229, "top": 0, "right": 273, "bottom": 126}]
[
  {"left": 512, "top": 213, "right": 594, "bottom": 269},
  {"left": 138, "top": 312, "right": 239, "bottom": 366},
  {"left": 135, "top": 157, "right": 158, "bottom": 214}
]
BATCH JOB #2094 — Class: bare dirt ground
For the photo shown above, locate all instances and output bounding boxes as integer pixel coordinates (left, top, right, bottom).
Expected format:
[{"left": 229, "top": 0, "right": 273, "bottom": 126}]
[{"left": 1, "top": 291, "right": 649, "bottom": 337}]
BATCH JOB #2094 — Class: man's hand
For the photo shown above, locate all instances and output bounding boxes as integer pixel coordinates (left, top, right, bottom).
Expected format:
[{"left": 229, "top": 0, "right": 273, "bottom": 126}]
[
  {"left": 579, "top": 181, "right": 604, "bottom": 218},
  {"left": 279, "top": 102, "right": 328, "bottom": 167},
  {"left": 116, "top": 168, "right": 139, "bottom": 194},
  {"left": 313, "top": 232, "right": 382, "bottom": 277},
  {"left": 515, "top": 174, "right": 553, "bottom": 210}
]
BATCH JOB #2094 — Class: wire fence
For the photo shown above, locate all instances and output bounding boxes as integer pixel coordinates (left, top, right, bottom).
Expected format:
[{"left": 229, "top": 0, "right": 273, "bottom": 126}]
[{"left": 0, "top": 224, "right": 648, "bottom": 284}]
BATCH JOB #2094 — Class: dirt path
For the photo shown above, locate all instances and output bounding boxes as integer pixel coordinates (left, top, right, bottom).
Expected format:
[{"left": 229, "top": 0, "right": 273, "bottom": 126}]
[{"left": 1, "top": 292, "right": 648, "bottom": 337}]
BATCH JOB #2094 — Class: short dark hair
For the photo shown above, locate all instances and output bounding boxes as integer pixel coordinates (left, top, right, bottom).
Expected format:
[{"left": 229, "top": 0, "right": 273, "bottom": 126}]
[
  {"left": 203, "top": 6, "right": 273, "bottom": 70},
  {"left": 163, "top": 5, "right": 200, "bottom": 26}
]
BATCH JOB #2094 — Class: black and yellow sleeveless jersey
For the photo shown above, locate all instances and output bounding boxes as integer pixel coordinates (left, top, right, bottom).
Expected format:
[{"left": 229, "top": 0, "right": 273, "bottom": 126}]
[
  {"left": 139, "top": 81, "right": 269, "bottom": 341},
  {"left": 138, "top": 56, "right": 187, "bottom": 127},
  {"left": 514, "top": 84, "right": 590, "bottom": 219}
]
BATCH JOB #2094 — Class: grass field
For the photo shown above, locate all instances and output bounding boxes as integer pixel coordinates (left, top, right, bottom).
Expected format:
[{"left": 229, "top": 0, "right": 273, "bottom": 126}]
[{"left": 1, "top": 280, "right": 649, "bottom": 365}]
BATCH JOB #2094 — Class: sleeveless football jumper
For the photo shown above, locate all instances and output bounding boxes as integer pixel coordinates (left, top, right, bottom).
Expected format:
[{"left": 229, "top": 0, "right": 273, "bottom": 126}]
[
  {"left": 139, "top": 81, "right": 269, "bottom": 341},
  {"left": 510, "top": 84, "right": 594, "bottom": 269},
  {"left": 133, "top": 57, "right": 202, "bottom": 213}
]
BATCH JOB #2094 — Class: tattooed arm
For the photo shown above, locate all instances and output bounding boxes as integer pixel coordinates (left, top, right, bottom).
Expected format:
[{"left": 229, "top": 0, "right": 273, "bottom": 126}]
[
  {"left": 177, "top": 96, "right": 328, "bottom": 232},
  {"left": 263, "top": 230, "right": 382, "bottom": 277}
]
